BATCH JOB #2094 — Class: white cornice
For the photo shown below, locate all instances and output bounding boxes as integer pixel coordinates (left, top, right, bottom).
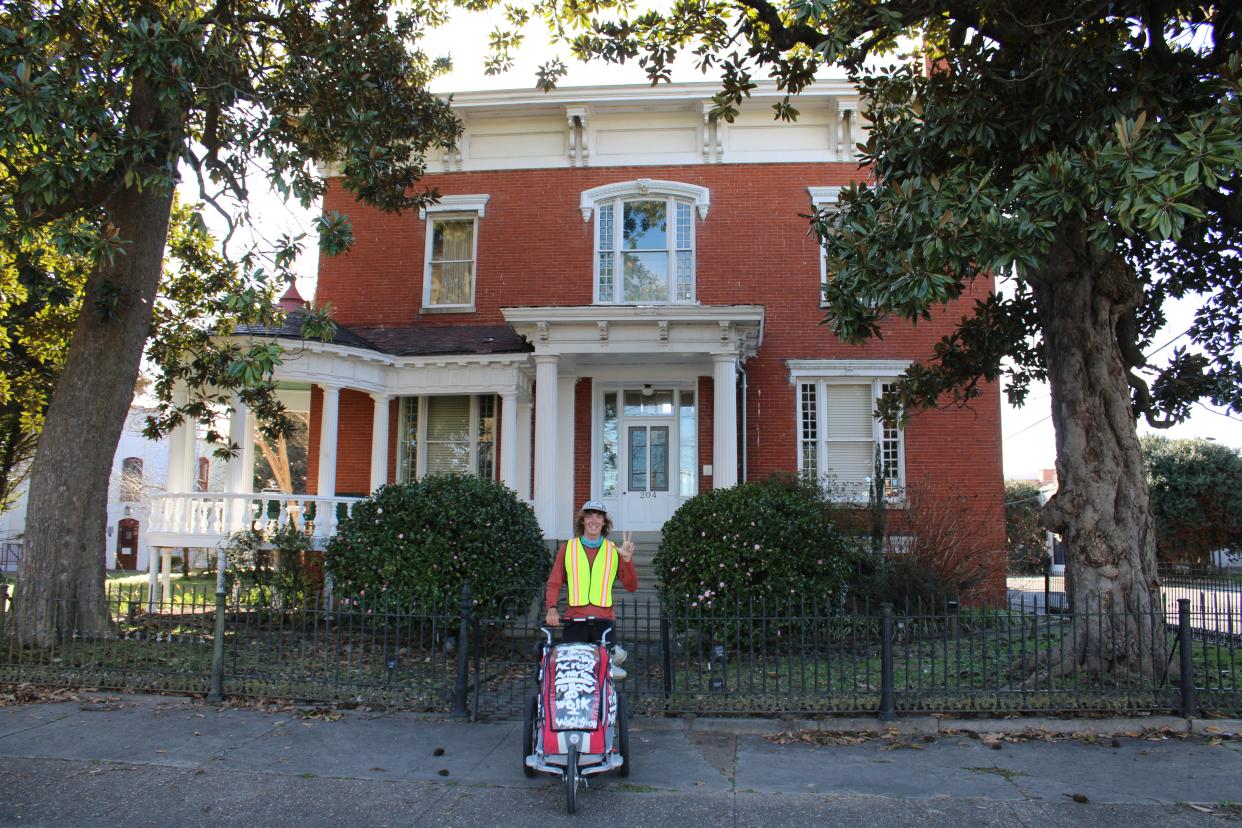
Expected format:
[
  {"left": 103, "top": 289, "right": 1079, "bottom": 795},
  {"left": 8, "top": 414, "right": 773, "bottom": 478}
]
[
  {"left": 503, "top": 304, "right": 765, "bottom": 359},
  {"left": 443, "top": 79, "right": 857, "bottom": 114},
  {"left": 503, "top": 304, "right": 763, "bottom": 325}
]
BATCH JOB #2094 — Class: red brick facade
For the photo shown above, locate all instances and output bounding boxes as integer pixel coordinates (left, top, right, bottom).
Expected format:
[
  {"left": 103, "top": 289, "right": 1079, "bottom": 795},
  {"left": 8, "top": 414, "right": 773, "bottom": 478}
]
[{"left": 308, "top": 161, "right": 1006, "bottom": 578}]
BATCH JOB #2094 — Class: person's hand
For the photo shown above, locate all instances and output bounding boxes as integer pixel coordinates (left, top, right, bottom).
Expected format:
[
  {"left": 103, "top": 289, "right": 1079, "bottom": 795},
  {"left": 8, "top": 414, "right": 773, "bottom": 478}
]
[
  {"left": 545, "top": 607, "right": 560, "bottom": 627},
  {"left": 619, "top": 531, "right": 634, "bottom": 563}
]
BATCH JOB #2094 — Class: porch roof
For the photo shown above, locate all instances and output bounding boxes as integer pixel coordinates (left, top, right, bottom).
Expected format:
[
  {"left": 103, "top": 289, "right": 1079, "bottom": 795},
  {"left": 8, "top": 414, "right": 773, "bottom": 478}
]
[{"left": 233, "top": 311, "right": 530, "bottom": 358}]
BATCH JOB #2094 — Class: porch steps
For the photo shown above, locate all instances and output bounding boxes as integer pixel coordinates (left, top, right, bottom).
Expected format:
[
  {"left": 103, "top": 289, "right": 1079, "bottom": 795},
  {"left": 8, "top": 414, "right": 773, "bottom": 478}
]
[{"left": 625, "top": 531, "right": 663, "bottom": 602}]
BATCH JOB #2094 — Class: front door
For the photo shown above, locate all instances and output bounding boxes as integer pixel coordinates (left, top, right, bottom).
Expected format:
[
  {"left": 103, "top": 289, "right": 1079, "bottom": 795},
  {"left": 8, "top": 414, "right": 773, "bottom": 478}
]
[{"left": 621, "top": 418, "right": 676, "bottom": 528}]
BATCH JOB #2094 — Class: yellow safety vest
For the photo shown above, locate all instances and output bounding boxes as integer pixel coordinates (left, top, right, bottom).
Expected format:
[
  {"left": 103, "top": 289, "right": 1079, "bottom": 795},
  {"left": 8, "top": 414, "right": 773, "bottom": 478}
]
[{"left": 565, "top": 537, "right": 619, "bottom": 608}]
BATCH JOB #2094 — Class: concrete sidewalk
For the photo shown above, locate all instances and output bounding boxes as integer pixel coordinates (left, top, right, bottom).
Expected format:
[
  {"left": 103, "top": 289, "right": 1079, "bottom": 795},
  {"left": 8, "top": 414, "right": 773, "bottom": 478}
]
[{"left": 0, "top": 693, "right": 1239, "bottom": 826}]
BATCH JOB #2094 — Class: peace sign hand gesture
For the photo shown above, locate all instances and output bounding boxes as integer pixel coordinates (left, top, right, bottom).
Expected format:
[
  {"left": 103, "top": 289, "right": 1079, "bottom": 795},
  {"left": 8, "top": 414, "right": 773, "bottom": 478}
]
[{"left": 619, "top": 531, "right": 634, "bottom": 562}]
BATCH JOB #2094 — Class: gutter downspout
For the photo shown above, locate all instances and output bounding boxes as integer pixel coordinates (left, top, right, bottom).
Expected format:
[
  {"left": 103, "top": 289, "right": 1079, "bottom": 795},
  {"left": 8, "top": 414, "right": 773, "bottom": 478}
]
[{"left": 737, "top": 362, "right": 748, "bottom": 483}]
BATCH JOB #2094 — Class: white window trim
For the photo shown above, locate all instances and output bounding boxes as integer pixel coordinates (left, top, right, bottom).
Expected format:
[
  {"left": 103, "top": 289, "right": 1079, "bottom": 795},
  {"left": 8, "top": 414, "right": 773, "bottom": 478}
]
[
  {"left": 398, "top": 395, "right": 497, "bottom": 482},
  {"left": 808, "top": 186, "right": 843, "bottom": 308},
  {"left": 422, "top": 211, "right": 480, "bottom": 312},
  {"left": 580, "top": 180, "right": 710, "bottom": 222},
  {"left": 789, "top": 361, "right": 908, "bottom": 504},
  {"left": 592, "top": 382, "right": 699, "bottom": 504},
  {"left": 419, "top": 194, "right": 490, "bottom": 219},
  {"left": 584, "top": 180, "right": 708, "bottom": 306}
]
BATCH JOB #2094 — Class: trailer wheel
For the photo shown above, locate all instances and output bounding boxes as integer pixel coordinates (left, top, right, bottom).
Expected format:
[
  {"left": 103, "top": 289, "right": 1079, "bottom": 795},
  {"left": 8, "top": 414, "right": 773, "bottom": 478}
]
[{"left": 522, "top": 693, "right": 537, "bottom": 778}]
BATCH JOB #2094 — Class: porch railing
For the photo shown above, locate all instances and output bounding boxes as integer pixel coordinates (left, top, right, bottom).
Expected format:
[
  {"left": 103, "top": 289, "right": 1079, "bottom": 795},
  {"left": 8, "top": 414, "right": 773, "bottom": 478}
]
[{"left": 147, "top": 493, "right": 362, "bottom": 547}]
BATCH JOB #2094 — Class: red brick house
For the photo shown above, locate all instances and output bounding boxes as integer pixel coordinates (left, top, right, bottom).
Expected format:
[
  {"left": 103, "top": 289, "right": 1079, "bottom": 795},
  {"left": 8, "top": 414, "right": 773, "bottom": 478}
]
[{"left": 148, "top": 81, "right": 1005, "bottom": 588}]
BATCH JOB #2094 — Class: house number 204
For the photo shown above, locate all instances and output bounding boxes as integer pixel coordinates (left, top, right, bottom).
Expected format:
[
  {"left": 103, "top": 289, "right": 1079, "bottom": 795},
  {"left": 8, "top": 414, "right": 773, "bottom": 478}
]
[{"left": 639, "top": 491, "right": 656, "bottom": 499}]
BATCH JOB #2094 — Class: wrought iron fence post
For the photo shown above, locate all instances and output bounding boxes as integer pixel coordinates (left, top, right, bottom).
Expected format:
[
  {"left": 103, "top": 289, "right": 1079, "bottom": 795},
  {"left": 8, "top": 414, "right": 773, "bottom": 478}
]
[
  {"left": 452, "top": 580, "right": 472, "bottom": 719},
  {"left": 1177, "top": 598, "right": 1197, "bottom": 718},
  {"left": 660, "top": 610, "right": 673, "bottom": 698},
  {"left": 207, "top": 547, "right": 228, "bottom": 703},
  {"left": 878, "top": 603, "right": 896, "bottom": 721}
]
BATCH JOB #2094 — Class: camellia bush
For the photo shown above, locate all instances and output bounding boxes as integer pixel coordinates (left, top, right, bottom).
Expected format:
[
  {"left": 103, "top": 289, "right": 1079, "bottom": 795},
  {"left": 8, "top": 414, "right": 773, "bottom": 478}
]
[
  {"left": 655, "top": 476, "right": 854, "bottom": 611},
  {"left": 325, "top": 474, "right": 548, "bottom": 614}
]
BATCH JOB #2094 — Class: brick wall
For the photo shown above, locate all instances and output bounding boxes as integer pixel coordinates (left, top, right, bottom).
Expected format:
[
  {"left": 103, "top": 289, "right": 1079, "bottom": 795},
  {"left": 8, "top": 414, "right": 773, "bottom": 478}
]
[{"left": 310, "top": 162, "right": 1007, "bottom": 587}]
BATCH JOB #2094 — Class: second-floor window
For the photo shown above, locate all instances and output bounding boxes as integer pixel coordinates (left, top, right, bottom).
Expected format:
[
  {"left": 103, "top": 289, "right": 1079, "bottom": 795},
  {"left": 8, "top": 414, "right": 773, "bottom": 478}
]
[
  {"left": 425, "top": 215, "right": 477, "bottom": 308},
  {"left": 808, "top": 186, "right": 843, "bottom": 307},
  {"left": 583, "top": 180, "right": 710, "bottom": 305},
  {"left": 420, "top": 194, "right": 489, "bottom": 312}
]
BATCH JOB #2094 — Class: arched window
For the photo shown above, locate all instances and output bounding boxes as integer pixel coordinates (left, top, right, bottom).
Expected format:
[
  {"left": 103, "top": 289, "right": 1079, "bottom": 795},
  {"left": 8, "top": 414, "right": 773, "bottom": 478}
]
[
  {"left": 120, "top": 457, "right": 143, "bottom": 501},
  {"left": 580, "top": 180, "right": 710, "bottom": 305}
]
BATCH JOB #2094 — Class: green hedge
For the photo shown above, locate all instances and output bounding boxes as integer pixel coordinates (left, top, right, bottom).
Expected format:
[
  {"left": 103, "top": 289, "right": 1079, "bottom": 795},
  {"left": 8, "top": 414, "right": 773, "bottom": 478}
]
[
  {"left": 325, "top": 474, "right": 549, "bottom": 614},
  {"left": 655, "top": 476, "right": 855, "bottom": 610}
]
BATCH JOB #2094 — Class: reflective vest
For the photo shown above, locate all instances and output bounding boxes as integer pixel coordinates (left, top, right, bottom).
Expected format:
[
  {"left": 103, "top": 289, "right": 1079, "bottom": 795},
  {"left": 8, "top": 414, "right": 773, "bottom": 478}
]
[{"left": 565, "top": 537, "right": 619, "bottom": 608}]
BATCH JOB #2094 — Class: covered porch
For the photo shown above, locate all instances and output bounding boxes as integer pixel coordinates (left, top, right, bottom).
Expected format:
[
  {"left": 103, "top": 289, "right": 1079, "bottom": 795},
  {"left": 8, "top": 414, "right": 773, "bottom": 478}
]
[{"left": 145, "top": 304, "right": 763, "bottom": 556}]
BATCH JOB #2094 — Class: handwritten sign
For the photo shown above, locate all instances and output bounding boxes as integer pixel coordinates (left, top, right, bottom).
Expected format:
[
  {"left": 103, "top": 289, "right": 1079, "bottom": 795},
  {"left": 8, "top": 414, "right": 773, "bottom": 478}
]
[{"left": 551, "top": 644, "right": 601, "bottom": 731}]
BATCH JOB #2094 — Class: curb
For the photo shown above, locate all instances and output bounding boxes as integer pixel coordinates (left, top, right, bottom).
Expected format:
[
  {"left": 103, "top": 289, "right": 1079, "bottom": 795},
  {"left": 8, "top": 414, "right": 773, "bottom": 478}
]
[
  {"left": 70, "top": 691, "right": 1242, "bottom": 739},
  {"left": 632, "top": 714, "right": 1242, "bottom": 739}
]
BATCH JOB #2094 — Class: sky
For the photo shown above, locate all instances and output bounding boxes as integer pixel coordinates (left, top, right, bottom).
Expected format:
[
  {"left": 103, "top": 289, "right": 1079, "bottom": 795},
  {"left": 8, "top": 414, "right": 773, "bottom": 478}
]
[{"left": 223, "top": 10, "right": 1242, "bottom": 481}]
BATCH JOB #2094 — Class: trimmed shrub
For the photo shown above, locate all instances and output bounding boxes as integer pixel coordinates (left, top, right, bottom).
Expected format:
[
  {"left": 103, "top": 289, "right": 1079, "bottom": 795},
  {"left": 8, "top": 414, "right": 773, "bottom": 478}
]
[
  {"left": 325, "top": 474, "right": 548, "bottom": 614},
  {"left": 655, "top": 476, "right": 854, "bottom": 611}
]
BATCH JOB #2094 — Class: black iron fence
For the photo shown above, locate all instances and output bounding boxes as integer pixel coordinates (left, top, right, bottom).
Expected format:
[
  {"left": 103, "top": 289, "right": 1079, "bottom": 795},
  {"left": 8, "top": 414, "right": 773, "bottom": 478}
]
[
  {"left": 2, "top": 581, "right": 1238, "bottom": 719},
  {"left": 1032, "top": 566, "right": 1242, "bottom": 642}
]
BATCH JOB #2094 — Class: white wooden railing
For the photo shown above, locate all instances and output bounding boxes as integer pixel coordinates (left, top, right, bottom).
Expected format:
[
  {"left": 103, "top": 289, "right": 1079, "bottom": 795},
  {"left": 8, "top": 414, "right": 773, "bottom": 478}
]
[{"left": 147, "top": 493, "right": 362, "bottom": 548}]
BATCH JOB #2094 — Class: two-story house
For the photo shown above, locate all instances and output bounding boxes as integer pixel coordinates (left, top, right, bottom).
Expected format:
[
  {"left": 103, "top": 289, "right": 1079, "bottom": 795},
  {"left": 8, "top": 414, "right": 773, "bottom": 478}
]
[{"left": 147, "top": 81, "right": 1006, "bottom": 590}]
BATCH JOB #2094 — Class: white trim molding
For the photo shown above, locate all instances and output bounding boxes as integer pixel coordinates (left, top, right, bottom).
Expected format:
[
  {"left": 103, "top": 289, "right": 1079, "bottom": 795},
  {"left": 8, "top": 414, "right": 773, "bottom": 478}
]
[
  {"left": 579, "top": 179, "right": 711, "bottom": 222},
  {"left": 505, "top": 304, "right": 764, "bottom": 359},
  {"left": 807, "top": 186, "right": 844, "bottom": 207},
  {"left": 418, "top": 193, "right": 491, "bottom": 219},
  {"left": 786, "top": 359, "right": 913, "bottom": 381}
]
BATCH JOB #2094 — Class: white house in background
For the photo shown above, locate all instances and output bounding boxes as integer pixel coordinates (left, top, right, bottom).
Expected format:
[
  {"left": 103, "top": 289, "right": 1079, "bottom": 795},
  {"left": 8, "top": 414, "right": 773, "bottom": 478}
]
[{"left": 0, "top": 404, "right": 210, "bottom": 574}]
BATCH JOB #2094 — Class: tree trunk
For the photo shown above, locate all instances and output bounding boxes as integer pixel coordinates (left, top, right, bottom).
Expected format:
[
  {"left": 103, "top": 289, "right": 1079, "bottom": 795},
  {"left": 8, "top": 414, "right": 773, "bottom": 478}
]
[
  {"left": 11, "top": 182, "right": 177, "bottom": 647},
  {"left": 1033, "top": 227, "right": 1166, "bottom": 680}
]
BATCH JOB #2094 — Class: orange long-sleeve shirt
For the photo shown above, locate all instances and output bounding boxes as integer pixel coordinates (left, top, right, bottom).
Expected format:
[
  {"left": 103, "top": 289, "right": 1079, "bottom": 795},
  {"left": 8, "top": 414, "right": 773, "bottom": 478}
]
[{"left": 545, "top": 538, "right": 638, "bottom": 621}]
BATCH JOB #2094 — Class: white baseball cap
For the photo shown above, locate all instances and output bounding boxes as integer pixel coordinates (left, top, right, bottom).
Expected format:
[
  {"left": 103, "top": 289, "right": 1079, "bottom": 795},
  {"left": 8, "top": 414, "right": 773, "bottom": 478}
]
[{"left": 580, "top": 499, "right": 608, "bottom": 514}]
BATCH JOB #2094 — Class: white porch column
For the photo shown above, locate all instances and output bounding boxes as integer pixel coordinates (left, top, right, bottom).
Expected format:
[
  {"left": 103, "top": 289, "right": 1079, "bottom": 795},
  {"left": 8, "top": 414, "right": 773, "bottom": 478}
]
[
  {"left": 516, "top": 397, "right": 532, "bottom": 501},
  {"left": 533, "top": 356, "right": 559, "bottom": 536},
  {"left": 166, "top": 385, "right": 195, "bottom": 492},
  {"left": 225, "top": 394, "right": 250, "bottom": 494},
  {"left": 499, "top": 391, "right": 519, "bottom": 492},
  {"left": 557, "top": 375, "right": 577, "bottom": 538},
  {"left": 713, "top": 353, "right": 739, "bottom": 488},
  {"left": 225, "top": 395, "right": 252, "bottom": 531},
  {"left": 317, "top": 384, "right": 341, "bottom": 536},
  {"left": 369, "top": 393, "right": 390, "bottom": 492}
]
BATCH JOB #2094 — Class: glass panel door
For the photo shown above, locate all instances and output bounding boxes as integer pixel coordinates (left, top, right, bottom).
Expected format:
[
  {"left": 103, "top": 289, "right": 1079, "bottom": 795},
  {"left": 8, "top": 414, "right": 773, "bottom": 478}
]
[{"left": 628, "top": 426, "right": 669, "bottom": 493}]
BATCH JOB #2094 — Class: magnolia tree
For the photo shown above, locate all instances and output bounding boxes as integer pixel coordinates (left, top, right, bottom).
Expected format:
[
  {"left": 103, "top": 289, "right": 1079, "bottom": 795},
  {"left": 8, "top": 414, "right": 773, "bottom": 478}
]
[
  {"left": 503, "top": 0, "right": 1242, "bottom": 678},
  {"left": 1, "top": 0, "right": 461, "bottom": 646}
]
